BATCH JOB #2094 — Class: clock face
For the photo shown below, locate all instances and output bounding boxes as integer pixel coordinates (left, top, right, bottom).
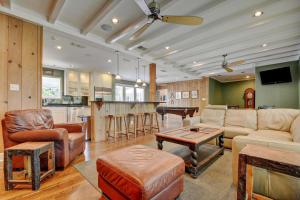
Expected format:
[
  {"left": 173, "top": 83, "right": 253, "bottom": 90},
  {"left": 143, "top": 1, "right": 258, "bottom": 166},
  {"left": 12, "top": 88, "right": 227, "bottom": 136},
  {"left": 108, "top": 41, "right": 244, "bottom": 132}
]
[{"left": 247, "top": 92, "right": 253, "bottom": 99}]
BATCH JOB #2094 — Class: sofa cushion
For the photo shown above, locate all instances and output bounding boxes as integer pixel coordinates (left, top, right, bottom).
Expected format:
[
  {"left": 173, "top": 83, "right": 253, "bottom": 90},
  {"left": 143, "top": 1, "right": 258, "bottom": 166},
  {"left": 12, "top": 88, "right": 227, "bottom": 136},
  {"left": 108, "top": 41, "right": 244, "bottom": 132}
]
[
  {"left": 257, "top": 109, "right": 300, "bottom": 132},
  {"left": 224, "top": 126, "right": 253, "bottom": 139},
  {"left": 291, "top": 115, "right": 300, "bottom": 143},
  {"left": 194, "top": 123, "right": 222, "bottom": 129},
  {"left": 225, "top": 109, "right": 257, "bottom": 130},
  {"left": 201, "top": 109, "right": 226, "bottom": 127},
  {"left": 249, "top": 130, "right": 293, "bottom": 142},
  {"left": 4, "top": 109, "right": 54, "bottom": 133},
  {"left": 68, "top": 133, "right": 85, "bottom": 150}
]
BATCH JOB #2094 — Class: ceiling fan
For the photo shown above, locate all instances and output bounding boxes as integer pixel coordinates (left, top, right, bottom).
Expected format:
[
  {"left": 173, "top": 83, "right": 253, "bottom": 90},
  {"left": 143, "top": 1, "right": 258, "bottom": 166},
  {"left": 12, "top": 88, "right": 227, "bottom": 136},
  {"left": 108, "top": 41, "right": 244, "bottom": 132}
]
[
  {"left": 130, "top": 0, "right": 204, "bottom": 40},
  {"left": 221, "top": 54, "right": 245, "bottom": 72}
]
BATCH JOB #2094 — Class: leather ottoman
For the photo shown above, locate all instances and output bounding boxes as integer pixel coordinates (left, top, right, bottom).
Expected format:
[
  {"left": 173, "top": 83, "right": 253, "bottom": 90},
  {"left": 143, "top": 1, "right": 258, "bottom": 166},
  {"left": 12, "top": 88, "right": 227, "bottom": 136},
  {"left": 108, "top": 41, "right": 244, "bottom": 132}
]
[{"left": 96, "top": 145, "right": 185, "bottom": 200}]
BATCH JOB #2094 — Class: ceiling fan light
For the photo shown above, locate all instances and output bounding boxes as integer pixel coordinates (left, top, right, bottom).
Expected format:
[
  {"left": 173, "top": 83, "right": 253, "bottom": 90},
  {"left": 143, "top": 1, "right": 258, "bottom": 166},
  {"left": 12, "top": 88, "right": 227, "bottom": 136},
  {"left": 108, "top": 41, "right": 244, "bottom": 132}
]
[{"left": 115, "top": 74, "right": 121, "bottom": 80}]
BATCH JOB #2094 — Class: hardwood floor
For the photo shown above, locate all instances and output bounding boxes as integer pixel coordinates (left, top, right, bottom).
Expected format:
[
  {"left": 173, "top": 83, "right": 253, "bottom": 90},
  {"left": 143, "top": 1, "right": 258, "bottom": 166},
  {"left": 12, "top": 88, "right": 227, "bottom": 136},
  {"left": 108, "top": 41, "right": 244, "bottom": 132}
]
[{"left": 0, "top": 114, "right": 183, "bottom": 200}]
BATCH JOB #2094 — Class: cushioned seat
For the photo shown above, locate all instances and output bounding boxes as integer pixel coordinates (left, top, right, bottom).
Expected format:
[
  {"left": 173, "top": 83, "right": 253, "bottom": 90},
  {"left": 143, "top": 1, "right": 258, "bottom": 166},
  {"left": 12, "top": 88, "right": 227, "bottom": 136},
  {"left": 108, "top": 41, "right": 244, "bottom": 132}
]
[
  {"left": 249, "top": 130, "right": 293, "bottom": 142},
  {"left": 224, "top": 126, "right": 253, "bottom": 138},
  {"left": 68, "top": 133, "right": 85, "bottom": 150},
  {"left": 193, "top": 123, "right": 222, "bottom": 128},
  {"left": 97, "top": 145, "right": 185, "bottom": 200}
]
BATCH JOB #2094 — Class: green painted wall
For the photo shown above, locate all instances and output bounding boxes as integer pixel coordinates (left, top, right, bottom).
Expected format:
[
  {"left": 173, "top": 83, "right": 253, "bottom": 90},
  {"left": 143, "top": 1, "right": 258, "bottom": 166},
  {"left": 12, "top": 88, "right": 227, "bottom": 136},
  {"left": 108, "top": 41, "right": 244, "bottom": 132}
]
[
  {"left": 209, "top": 78, "right": 223, "bottom": 105},
  {"left": 209, "top": 78, "right": 255, "bottom": 108},
  {"left": 255, "top": 61, "right": 299, "bottom": 109},
  {"left": 222, "top": 80, "right": 255, "bottom": 108}
]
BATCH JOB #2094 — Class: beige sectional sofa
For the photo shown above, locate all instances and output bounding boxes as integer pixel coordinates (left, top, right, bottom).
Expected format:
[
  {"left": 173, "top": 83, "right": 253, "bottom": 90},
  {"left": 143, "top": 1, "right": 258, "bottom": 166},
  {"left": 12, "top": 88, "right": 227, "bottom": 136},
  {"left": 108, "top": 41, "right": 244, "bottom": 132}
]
[{"left": 183, "top": 106, "right": 300, "bottom": 199}]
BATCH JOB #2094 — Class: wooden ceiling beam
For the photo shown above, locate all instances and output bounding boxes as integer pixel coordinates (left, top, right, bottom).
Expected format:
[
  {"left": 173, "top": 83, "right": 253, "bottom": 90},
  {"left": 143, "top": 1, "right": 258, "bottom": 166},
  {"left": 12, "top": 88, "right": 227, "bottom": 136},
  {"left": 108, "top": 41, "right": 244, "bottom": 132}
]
[
  {"left": 81, "top": 0, "right": 121, "bottom": 35},
  {"left": 48, "top": 0, "right": 66, "bottom": 24},
  {"left": 0, "top": 0, "right": 11, "bottom": 9},
  {"left": 106, "top": 0, "right": 178, "bottom": 44}
]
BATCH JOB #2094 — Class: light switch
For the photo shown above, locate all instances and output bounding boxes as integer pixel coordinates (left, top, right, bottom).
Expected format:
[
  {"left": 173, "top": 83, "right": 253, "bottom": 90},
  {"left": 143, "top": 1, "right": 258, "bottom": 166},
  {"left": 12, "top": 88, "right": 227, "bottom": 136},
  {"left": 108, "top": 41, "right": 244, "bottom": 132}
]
[{"left": 10, "top": 84, "right": 20, "bottom": 91}]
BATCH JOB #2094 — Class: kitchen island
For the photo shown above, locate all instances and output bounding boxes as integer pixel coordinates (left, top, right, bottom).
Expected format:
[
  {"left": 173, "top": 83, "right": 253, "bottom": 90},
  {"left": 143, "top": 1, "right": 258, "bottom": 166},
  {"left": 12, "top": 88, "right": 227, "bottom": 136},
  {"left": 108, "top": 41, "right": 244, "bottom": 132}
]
[{"left": 90, "top": 100, "right": 162, "bottom": 142}]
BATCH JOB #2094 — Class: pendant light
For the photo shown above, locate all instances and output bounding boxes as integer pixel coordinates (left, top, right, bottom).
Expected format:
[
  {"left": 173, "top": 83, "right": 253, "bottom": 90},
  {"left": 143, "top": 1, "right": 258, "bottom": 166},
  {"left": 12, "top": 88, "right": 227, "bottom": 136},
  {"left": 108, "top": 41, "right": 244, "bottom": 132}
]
[
  {"left": 134, "top": 67, "right": 139, "bottom": 87},
  {"left": 136, "top": 58, "right": 142, "bottom": 83},
  {"left": 115, "top": 51, "right": 121, "bottom": 80},
  {"left": 142, "top": 65, "right": 147, "bottom": 87}
]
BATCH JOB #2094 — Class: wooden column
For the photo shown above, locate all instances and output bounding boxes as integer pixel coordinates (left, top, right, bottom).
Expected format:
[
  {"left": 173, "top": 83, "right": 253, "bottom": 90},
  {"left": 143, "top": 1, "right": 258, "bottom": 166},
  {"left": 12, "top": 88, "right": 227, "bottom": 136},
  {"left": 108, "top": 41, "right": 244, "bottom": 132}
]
[{"left": 149, "top": 63, "right": 156, "bottom": 101}]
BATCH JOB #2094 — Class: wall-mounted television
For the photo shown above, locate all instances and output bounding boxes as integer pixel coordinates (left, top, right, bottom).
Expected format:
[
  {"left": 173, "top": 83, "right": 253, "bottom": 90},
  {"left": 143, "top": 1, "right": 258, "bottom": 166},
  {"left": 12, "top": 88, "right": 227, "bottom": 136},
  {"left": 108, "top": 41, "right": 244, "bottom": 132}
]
[{"left": 260, "top": 66, "right": 292, "bottom": 85}]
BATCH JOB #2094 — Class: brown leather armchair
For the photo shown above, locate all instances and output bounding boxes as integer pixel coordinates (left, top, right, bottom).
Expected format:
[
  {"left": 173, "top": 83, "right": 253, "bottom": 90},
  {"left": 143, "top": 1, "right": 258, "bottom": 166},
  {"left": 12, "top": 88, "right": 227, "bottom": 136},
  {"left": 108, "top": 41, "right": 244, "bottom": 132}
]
[{"left": 1, "top": 109, "right": 85, "bottom": 169}]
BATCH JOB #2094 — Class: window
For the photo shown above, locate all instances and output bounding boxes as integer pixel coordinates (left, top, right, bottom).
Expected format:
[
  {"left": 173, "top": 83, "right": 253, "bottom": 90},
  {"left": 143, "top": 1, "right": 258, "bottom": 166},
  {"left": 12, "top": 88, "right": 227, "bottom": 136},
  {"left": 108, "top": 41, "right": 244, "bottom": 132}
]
[
  {"left": 115, "top": 85, "right": 124, "bottom": 101},
  {"left": 136, "top": 88, "right": 144, "bottom": 102},
  {"left": 42, "top": 76, "right": 62, "bottom": 99},
  {"left": 125, "top": 87, "right": 134, "bottom": 101}
]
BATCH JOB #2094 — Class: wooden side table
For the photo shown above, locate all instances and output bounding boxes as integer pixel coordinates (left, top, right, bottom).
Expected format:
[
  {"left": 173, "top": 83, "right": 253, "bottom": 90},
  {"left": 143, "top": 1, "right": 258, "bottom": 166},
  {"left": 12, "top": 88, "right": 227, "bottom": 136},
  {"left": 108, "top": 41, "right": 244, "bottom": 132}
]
[
  {"left": 237, "top": 144, "right": 300, "bottom": 200},
  {"left": 4, "top": 142, "right": 55, "bottom": 190}
]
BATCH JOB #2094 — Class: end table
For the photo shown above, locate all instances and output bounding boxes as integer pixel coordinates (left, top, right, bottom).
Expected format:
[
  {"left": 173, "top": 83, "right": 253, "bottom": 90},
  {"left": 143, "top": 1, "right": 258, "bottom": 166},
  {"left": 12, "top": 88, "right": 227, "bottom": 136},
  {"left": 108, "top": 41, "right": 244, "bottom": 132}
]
[{"left": 4, "top": 142, "right": 55, "bottom": 190}]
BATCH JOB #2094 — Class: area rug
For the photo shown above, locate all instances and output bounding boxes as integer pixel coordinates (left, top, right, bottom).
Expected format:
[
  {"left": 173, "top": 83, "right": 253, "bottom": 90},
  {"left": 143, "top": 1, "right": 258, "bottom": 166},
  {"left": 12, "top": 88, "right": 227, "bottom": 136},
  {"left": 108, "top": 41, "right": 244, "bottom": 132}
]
[{"left": 74, "top": 143, "right": 236, "bottom": 200}]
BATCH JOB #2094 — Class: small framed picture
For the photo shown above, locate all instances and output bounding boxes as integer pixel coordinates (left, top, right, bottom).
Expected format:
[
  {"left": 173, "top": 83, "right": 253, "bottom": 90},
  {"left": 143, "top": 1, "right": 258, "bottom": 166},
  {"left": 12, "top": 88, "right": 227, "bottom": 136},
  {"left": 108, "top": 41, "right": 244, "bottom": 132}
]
[
  {"left": 191, "top": 90, "right": 198, "bottom": 99},
  {"left": 175, "top": 92, "right": 181, "bottom": 99},
  {"left": 182, "top": 91, "right": 189, "bottom": 99}
]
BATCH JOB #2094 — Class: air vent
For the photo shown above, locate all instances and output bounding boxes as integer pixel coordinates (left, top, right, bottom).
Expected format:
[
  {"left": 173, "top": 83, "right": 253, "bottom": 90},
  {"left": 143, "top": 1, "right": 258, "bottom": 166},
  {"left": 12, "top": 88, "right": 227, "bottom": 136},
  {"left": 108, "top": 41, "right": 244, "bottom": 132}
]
[
  {"left": 160, "top": 69, "right": 167, "bottom": 72},
  {"left": 70, "top": 42, "right": 86, "bottom": 49},
  {"left": 100, "top": 24, "right": 112, "bottom": 32},
  {"left": 137, "top": 46, "right": 147, "bottom": 51}
]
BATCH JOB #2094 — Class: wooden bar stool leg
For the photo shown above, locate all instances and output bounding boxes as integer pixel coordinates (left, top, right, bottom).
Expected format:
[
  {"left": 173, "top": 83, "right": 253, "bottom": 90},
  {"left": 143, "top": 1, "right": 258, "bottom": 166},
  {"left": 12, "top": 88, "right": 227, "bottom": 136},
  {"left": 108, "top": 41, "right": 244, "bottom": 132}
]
[
  {"left": 124, "top": 116, "right": 129, "bottom": 140},
  {"left": 150, "top": 114, "right": 153, "bottom": 134},
  {"left": 141, "top": 114, "right": 146, "bottom": 135},
  {"left": 113, "top": 117, "right": 117, "bottom": 142},
  {"left": 155, "top": 113, "right": 160, "bottom": 132},
  {"left": 134, "top": 116, "right": 137, "bottom": 138}
]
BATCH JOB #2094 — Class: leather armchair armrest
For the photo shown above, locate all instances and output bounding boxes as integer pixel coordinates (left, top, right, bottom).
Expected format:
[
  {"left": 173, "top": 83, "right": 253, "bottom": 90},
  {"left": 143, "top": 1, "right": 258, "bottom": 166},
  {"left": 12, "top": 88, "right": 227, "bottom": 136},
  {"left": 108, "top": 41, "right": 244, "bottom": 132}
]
[
  {"left": 54, "top": 123, "right": 83, "bottom": 133},
  {"left": 182, "top": 116, "right": 201, "bottom": 127},
  {"left": 9, "top": 128, "right": 68, "bottom": 143}
]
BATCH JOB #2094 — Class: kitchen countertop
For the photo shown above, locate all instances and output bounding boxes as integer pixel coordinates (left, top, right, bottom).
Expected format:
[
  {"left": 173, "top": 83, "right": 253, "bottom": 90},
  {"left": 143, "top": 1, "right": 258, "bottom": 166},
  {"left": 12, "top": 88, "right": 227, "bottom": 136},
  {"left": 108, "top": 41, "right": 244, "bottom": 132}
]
[{"left": 42, "top": 104, "right": 90, "bottom": 107}]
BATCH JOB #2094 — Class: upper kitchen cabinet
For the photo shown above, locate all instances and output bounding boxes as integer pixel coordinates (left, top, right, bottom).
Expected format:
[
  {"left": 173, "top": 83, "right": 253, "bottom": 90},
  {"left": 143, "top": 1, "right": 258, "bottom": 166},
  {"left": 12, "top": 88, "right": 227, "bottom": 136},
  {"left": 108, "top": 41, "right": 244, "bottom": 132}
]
[{"left": 66, "top": 70, "right": 90, "bottom": 96}]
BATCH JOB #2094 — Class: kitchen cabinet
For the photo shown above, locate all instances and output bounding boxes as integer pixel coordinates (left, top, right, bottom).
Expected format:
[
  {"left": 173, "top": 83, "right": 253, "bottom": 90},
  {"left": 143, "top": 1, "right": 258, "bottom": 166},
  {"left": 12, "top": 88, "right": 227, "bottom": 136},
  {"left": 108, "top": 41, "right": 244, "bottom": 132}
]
[{"left": 66, "top": 70, "right": 90, "bottom": 96}]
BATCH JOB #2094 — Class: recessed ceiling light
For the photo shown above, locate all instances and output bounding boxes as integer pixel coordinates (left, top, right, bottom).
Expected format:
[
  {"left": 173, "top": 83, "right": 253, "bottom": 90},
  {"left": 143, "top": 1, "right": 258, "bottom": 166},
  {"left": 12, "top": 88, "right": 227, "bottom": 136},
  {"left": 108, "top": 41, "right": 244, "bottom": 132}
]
[
  {"left": 193, "top": 61, "right": 197, "bottom": 64},
  {"left": 165, "top": 46, "right": 170, "bottom": 50},
  {"left": 262, "top": 43, "right": 267, "bottom": 47},
  {"left": 107, "top": 72, "right": 111, "bottom": 74},
  {"left": 209, "top": 72, "right": 215, "bottom": 75},
  {"left": 253, "top": 11, "right": 263, "bottom": 17},
  {"left": 246, "top": 75, "right": 250, "bottom": 79},
  {"left": 107, "top": 59, "right": 112, "bottom": 63},
  {"left": 56, "top": 45, "right": 62, "bottom": 50},
  {"left": 112, "top": 17, "right": 119, "bottom": 24}
]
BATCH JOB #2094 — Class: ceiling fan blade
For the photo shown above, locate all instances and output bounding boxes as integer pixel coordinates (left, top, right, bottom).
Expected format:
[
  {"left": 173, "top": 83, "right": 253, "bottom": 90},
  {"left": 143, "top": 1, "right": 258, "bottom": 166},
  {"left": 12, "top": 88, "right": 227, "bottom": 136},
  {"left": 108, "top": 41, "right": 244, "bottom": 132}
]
[
  {"left": 130, "top": 22, "right": 153, "bottom": 40},
  {"left": 224, "top": 67, "right": 233, "bottom": 72},
  {"left": 161, "top": 16, "right": 203, "bottom": 25},
  {"left": 133, "top": 0, "right": 152, "bottom": 15},
  {"left": 227, "top": 60, "right": 245, "bottom": 68}
]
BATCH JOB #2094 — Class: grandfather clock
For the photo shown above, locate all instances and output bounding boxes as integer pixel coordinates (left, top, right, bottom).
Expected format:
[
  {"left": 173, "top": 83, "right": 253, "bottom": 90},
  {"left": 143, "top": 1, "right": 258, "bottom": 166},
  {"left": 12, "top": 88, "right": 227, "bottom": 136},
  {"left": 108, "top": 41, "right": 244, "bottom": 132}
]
[{"left": 244, "top": 88, "right": 255, "bottom": 109}]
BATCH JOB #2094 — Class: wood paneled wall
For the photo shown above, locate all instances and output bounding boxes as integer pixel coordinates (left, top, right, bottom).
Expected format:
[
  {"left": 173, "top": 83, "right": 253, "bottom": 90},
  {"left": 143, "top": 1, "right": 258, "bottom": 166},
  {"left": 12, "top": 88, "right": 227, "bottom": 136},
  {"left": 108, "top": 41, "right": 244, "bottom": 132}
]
[
  {"left": 158, "top": 77, "right": 209, "bottom": 113},
  {"left": 149, "top": 63, "right": 156, "bottom": 101},
  {"left": 0, "top": 13, "right": 43, "bottom": 153}
]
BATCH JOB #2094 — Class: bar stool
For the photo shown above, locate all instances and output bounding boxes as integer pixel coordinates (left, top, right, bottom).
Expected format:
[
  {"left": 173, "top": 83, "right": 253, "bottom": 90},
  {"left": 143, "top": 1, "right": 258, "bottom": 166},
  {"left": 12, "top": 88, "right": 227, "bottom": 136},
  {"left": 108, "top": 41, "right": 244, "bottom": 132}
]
[
  {"left": 127, "top": 113, "right": 145, "bottom": 138},
  {"left": 143, "top": 112, "right": 160, "bottom": 134},
  {"left": 105, "top": 115, "right": 128, "bottom": 142}
]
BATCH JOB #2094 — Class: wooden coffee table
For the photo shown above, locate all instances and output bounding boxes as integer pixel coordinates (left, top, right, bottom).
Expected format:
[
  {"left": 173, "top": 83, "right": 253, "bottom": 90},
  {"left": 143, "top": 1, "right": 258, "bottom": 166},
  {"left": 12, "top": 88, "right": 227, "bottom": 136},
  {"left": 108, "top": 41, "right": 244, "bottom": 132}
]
[{"left": 155, "top": 126, "right": 224, "bottom": 178}]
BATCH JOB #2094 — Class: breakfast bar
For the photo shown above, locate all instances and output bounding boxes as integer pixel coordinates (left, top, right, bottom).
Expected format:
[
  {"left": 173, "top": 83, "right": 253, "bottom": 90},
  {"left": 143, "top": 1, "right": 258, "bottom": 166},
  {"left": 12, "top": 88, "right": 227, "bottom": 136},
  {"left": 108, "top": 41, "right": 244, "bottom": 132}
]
[{"left": 90, "top": 100, "right": 161, "bottom": 142}]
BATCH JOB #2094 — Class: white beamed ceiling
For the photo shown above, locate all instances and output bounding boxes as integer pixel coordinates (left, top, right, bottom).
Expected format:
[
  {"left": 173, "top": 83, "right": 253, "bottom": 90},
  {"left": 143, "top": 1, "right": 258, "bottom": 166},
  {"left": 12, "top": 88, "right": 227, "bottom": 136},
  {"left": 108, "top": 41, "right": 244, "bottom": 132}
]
[{"left": 1, "top": 0, "right": 299, "bottom": 83}]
